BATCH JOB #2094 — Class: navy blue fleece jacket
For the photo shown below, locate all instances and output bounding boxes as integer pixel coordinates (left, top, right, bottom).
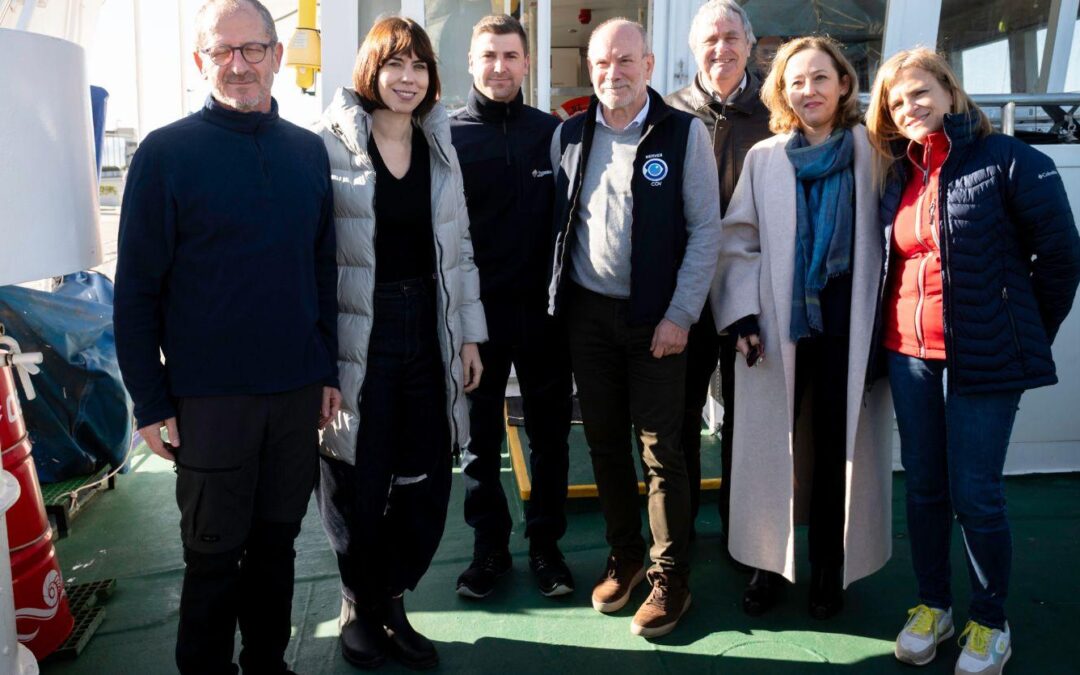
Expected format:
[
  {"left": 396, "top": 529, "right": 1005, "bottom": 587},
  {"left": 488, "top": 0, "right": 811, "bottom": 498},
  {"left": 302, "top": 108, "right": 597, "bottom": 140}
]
[{"left": 114, "top": 97, "right": 338, "bottom": 428}]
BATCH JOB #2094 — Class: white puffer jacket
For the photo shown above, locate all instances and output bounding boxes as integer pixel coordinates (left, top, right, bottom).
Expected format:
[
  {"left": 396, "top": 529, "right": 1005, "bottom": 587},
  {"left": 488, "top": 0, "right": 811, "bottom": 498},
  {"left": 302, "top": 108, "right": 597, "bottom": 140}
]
[{"left": 315, "top": 87, "right": 487, "bottom": 465}]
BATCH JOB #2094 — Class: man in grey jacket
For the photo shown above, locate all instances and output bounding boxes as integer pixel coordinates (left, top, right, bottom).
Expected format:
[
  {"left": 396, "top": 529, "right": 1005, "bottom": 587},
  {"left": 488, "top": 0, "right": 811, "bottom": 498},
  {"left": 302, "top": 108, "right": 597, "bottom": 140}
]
[{"left": 547, "top": 18, "right": 722, "bottom": 638}]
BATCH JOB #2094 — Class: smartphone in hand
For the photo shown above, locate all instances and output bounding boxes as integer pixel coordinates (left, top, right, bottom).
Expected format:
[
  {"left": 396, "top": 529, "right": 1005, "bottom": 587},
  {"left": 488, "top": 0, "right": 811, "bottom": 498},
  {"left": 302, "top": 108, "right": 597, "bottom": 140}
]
[{"left": 745, "top": 344, "right": 762, "bottom": 368}]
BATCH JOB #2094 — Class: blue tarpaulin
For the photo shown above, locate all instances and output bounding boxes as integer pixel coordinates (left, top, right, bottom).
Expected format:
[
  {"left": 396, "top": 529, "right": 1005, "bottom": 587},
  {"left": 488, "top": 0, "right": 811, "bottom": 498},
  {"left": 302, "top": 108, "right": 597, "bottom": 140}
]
[{"left": 0, "top": 272, "right": 132, "bottom": 483}]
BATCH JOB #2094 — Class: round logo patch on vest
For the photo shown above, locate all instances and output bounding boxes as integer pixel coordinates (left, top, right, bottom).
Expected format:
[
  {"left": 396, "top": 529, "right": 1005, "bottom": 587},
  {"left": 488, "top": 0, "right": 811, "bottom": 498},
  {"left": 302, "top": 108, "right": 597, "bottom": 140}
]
[{"left": 642, "top": 158, "right": 668, "bottom": 184}]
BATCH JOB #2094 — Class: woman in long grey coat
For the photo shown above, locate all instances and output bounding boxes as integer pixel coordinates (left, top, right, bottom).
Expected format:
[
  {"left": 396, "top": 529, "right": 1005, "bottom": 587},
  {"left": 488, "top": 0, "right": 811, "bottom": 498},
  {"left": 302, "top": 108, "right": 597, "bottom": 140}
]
[
  {"left": 314, "top": 17, "right": 486, "bottom": 670},
  {"left": 713, "top": 36, "right": 893, "bottom": 619}
]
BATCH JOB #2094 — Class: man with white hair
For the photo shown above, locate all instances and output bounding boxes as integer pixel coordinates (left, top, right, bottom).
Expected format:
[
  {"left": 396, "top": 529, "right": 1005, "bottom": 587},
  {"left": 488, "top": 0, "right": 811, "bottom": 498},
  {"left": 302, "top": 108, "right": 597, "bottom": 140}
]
[
  {"left": 114, "top": 1, "right": 339, "bottom": 672},
  {"left": 665, "top": 0, "right": 771, "bottom": 556},
  {"left": 547, "top": 18, "right": 721, "bottom": 638}
]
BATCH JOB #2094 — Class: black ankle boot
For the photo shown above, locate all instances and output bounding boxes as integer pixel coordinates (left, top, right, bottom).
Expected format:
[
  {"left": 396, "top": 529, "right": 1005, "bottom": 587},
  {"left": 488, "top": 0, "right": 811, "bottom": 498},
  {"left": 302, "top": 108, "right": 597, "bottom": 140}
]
[
  {"left": 742, "top": 568, "right": 781, "bottom": 616},
  {"left": 808, "top": 566, "right": 844, "bottom": 619},
  {"left": 339, "top": 597, "right": 388, "bottom": 669},
  {"left": 382, "top": 594, "right": 438, "bottom": 670}
]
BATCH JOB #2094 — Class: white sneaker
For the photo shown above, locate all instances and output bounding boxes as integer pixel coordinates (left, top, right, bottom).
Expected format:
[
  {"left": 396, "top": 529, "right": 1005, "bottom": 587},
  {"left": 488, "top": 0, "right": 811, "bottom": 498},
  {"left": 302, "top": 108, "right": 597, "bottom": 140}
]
[
  {"left": 955, "top": 620, "right": 1011, "bottom": 675},
  {"left": 895, "top": 604, "right": 954, "bottom": 665}
]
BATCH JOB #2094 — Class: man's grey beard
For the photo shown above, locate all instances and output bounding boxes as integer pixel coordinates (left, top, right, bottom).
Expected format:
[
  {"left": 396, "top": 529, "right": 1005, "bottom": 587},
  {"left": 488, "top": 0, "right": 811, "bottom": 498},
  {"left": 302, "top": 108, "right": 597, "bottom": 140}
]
[{"left": 217, "top": 90, "right": 266, "bottom": 111}]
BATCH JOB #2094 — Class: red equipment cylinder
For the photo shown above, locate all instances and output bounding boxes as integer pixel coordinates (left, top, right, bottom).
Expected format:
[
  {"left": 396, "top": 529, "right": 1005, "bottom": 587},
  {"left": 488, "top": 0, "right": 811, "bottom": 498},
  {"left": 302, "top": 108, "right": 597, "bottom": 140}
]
[{"left": 0, "top": 362, "right": 74, "bottom": 659}]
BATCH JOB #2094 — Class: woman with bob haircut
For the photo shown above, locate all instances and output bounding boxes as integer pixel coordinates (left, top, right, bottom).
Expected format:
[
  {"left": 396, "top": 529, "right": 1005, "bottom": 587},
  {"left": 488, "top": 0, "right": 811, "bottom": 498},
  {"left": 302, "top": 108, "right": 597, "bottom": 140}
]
[
  {"left": 314, "top": 15, "right": 487, "bottom": 670},
  {"left": 712, "top": 35, "right": 893, "bottom": 620},
  {"left": 866, "top": 47, "right": 1080, "bottom": 673}
]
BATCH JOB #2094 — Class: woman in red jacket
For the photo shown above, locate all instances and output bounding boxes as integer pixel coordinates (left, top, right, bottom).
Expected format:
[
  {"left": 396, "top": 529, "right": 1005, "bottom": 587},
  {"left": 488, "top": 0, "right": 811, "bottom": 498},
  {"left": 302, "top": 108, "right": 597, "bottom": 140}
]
[{"left": 867, "top": 48, "right": 1080, "bottom": 675}]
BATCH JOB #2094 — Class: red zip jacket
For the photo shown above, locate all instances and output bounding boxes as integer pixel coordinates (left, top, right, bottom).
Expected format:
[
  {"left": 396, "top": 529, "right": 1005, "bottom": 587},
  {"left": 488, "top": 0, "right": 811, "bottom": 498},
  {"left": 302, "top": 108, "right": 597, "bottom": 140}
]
[{"left": 883, "top": 131, "right": 948, "bottom": 360}]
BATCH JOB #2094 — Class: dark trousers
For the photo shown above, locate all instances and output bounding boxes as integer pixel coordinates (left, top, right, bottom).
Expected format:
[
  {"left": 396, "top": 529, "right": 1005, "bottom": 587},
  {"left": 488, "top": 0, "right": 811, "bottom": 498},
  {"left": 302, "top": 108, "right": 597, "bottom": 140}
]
[
  {"left": 793, "top": 336, "right": 849, "bottom": 570},
  {"left": 318, "top": 279, "right": 452, "bottom": 605},
  {"left": 888, "top": 351, "right": 1020, "bottom": 629},
  {"left": 173, "top": 383, "right": 322, "bottom": 675},
  {"left": 461, "top": 302, "right": 572, "bottom": 553},
  {"left": 565, "top": 284, "right": 691, "bottom": 577},
  {"left": 681, "top": 303, "right": 736, "bottom": 535}
]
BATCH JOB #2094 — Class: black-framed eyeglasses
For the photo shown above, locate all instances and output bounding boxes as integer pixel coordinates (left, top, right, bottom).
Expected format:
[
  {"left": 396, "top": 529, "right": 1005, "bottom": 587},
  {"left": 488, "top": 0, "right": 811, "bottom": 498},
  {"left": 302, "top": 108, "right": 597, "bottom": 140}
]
[{"left": 201, "top": 41, "right": 275, "bottom": 66}]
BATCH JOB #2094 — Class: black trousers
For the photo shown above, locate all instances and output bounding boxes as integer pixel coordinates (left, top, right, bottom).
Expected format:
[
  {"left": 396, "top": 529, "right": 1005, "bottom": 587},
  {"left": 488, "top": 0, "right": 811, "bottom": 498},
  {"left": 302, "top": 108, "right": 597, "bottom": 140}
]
[
  {"left": 680, "top": 303, "right": 736, "bottom": 536},
  {"left": 565, "top": 284, "right": 691, "bottom": 577},
  {"left": 794, "top": 335, "right": 849, "bottom": 570},
  {"left": 318, "top": 279, "right": 452, "bottom": 605},
  {"left": 461, "top": 301, "right": 572, "bottom": 553},
  {"left": 173, "top": 383, "right": 322, "bottom": 675}
]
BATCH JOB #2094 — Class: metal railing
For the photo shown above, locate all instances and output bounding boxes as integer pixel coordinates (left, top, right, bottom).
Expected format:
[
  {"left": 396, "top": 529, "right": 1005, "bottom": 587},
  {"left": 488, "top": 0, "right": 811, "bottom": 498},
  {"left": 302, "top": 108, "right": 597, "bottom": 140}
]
[{"left": 858, "top": 92, "right": 1080, "bottom": 141}]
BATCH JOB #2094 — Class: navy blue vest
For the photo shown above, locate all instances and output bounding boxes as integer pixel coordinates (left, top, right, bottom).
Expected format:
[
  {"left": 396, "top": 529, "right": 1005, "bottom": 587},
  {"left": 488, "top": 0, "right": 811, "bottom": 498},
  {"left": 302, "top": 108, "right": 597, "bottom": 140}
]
[{"left": 549, "top": 88, "right": 693, "bottom": 326}]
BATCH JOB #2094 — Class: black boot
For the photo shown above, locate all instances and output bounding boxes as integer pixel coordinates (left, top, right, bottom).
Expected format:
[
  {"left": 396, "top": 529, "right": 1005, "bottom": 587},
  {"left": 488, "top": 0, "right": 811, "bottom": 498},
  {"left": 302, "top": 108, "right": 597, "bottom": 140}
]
[
  {"left": 382, "top": 594, "right": 438, "bottom": 670},
  {"left": 339, "top": 597, "right": 388, "bottom": 669},
  {"left": 742, "top": 568, "right": 781, "bottom": 616},
  {"left": 808, "top": 566, "right": 844, "bottom": 619}
]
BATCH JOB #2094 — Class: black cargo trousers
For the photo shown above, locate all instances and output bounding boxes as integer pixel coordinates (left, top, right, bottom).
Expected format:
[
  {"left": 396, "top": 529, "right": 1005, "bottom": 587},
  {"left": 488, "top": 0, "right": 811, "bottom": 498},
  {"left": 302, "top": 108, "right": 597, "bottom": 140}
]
[{"left": 172, "top": 383, "right": 322, "bottom": 675}]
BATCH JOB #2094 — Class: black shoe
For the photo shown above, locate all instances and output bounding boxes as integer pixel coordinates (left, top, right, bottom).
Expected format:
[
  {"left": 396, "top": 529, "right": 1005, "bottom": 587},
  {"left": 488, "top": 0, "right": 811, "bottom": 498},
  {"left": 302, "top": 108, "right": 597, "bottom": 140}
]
[
  {"left": 742, "top": 568, "right": 781, "bottom": 617},
  {"left": 808, "top": 566, "right": 844, "bottom": 620},
  {"left": 528, "top": 544, "right": 575, "bottom": 597},
  {"left": 456, "top": 549, "right": 512, "bottom": 599},
  {"left": 339, "top": 597, "right": 388, "bottom": 669},
  {"left": 382, "top": 595, "right": 438, "bottom": 670}
]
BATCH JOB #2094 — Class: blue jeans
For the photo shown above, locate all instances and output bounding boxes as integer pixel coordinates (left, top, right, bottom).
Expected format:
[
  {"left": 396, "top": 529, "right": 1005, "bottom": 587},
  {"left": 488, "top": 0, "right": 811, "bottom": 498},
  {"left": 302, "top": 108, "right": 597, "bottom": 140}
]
[{"left": 887, "top": 351, "right": 1021, "bottom": 629}]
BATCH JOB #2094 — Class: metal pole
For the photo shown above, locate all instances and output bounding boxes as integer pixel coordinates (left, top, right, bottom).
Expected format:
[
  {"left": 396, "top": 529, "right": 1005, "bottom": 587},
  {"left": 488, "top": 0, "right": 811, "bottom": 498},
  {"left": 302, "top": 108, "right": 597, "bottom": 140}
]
[
  {"left": 1002, "top": 102, "right": 1016, "bottom": 136},
  {"left": 538, "top": 0, "right": 551, "bottom": 114}
]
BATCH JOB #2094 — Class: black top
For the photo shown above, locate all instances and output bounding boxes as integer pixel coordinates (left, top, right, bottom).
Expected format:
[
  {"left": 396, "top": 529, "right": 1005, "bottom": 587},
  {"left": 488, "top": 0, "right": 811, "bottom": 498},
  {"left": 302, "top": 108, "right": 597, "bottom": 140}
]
[
  {"left": 449, "top": 87, "right": 560, "bottom": 318},
  {"left": 113, "top": 95, "right": 338, "bottom": 429},
  {"left": 370, "top": 126, "right": 435, "bottom": 283}
]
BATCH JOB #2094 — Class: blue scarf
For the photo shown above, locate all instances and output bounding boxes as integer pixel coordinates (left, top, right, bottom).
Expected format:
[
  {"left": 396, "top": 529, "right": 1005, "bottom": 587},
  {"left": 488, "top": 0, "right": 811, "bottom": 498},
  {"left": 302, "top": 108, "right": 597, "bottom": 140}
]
[{"left": 785, "top": 128, "right": 855, "bottom": 341}]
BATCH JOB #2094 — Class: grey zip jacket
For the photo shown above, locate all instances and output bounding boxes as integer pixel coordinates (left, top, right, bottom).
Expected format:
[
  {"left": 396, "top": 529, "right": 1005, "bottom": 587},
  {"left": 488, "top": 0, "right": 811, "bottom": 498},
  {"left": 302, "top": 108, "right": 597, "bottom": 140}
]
[{"left": 315, "top": 87, "right": 487, "bottom": 465}]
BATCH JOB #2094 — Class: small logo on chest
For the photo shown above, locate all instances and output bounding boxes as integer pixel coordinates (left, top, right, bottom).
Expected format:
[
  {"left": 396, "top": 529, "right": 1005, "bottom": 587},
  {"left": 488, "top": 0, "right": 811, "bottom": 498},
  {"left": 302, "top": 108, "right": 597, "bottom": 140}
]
[{"left": 642, "top": 157, "right": 668, "bottom": 186}]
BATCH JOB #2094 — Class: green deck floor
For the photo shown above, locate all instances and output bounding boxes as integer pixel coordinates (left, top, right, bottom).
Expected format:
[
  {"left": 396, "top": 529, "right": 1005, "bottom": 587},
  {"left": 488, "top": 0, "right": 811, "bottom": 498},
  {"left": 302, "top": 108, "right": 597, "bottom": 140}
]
[{"left": 37, "top": 430, "right": 1080, "bottom": 674}]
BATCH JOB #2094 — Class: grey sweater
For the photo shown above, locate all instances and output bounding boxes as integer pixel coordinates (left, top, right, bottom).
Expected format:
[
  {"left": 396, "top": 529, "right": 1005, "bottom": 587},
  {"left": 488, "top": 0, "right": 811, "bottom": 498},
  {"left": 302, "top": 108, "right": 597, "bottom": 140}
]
[{"left": 550, "top": 113, "right": 721, "bottom": 330}]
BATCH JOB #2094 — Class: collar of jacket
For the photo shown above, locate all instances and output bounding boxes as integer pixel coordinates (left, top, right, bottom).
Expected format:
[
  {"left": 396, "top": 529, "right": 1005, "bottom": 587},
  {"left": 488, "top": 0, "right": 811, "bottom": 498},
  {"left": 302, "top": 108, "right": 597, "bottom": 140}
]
[
  {"left": 888, "top": 109, "right": 985, "bottom": 184},
  {"left": 465, "top": 86, "right": 523, "bottom": 123},
  {"left": 322, "top": 86, "right": 453, "bottom": 166},
  {"left": 941, "top": 109, "right": 984, "bottom": 150},
  {"left": 685, "top": 69, "right": 763, "bottom": 117},
  {"left": 200, "top": 94, "right": 279, "bottom": 134},
  {"left": 583, "top": 86, "right": 672, "bottom": 138}
]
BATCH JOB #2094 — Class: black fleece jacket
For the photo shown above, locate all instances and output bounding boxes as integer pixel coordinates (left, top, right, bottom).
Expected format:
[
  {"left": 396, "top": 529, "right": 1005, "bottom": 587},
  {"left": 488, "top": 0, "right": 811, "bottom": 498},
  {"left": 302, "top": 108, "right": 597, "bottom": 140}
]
[
  {"left": 449, "top": 87, "right": 559, "bottom": 324},
  {"left": 114, "top": 97, "right": 338, "bottom": 428}
]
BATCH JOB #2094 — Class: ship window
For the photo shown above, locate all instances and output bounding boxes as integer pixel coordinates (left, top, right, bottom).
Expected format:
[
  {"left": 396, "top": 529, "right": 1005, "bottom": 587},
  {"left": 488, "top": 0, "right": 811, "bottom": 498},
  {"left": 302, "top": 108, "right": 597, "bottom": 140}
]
[
  {"left": 938, "top": 0, "right": 1053, "bottom": 94},
  {"left": 424, "top": 0, "right": 493, "bottom": 110},
  {"left": 739, "top": 0, "right": 886, "bottom": 95}
]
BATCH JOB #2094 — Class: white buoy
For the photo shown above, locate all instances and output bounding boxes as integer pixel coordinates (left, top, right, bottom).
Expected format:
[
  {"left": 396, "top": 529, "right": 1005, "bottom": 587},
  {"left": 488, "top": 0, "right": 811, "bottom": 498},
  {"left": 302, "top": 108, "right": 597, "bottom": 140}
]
[{"left": 0, "top": 471, "right": 39, "bottom": 675}]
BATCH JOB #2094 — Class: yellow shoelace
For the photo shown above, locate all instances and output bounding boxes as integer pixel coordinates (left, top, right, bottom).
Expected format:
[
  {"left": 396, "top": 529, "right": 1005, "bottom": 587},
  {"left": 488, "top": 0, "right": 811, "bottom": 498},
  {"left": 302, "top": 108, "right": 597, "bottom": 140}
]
[
  {"left": 905, "top": 604, "right": 936, "bottom": 636},
  {"left": 959, "top": 620, "right": 993, "bottom": 657}
]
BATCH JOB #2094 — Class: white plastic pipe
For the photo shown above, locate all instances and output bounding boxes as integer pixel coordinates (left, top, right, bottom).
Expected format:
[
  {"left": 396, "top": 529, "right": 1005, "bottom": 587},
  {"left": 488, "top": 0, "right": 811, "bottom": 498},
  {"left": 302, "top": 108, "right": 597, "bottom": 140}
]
[
  {"left": 0, "top": 472, "right": 39, "bottom": 675},
  {"left": 15, "top": 0, "right": 35, "bottom": 30}
]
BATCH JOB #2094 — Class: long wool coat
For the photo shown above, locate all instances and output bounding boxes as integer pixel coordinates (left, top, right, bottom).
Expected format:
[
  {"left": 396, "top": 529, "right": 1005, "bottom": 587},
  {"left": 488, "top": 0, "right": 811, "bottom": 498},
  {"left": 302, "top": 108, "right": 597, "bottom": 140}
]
[{"left": 711, "top": 124, "right": 893, "bottom": 587}]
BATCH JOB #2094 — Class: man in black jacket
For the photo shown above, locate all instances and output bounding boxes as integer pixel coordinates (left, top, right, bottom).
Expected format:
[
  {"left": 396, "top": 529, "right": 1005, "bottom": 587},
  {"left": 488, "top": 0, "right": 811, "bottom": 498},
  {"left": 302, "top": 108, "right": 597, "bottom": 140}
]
[
  {"left": 113, "top": 1, "right": 339, "bottom": 673},
  {"left": 449, "top": 14, "right": 574, "bottom": 600},
  {"left": 665, "top": 0, "right": 771, "bottom": 553}
]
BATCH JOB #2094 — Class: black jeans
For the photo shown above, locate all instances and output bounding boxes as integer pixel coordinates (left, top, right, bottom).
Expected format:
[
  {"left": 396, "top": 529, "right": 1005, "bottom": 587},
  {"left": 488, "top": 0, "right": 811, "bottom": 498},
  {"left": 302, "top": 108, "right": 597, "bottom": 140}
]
[
  {"left": 565, "top": 284, "right": 691, "bottom": 577},
  {"left": 681, "top": 303, "right": 736, "bottom": 535},
  {"left": 793, "top": 335, "right": 849, "bottom": 570},
  {"left": 173, "top": 383, "right": 322, "bottom": 675},
  {"left": 318, "top": 278, "right": 452, "bottom": 605},
  {"left": 461, "top": 301, "right": 572, "bottom": 553}
]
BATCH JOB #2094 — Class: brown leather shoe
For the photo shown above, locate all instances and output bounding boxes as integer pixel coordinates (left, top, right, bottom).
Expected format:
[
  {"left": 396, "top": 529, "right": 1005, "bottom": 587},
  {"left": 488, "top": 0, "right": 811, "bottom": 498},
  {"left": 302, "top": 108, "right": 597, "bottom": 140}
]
[
  {"left": 630, "top": 572, "right": 691, "bottom": 638},
  {"left": 591, "top": 554, "right": 646, "bottom": 613}
]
